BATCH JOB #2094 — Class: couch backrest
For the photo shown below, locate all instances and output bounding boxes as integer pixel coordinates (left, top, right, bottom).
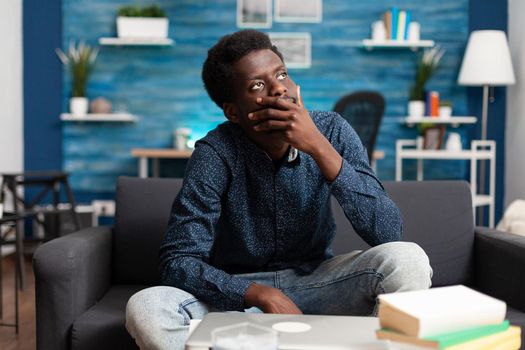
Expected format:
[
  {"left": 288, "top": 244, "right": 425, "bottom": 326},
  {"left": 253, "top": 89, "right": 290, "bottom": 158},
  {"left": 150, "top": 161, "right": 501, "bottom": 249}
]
[
  {"left": 331, "top": 180, "right": 475, "bottom": 287},
  {"left": 113, "top": 176, "right": 183, "bottom": 284},
  {"left": 114, "top": 177, "right": 474, "bottom": 287}
]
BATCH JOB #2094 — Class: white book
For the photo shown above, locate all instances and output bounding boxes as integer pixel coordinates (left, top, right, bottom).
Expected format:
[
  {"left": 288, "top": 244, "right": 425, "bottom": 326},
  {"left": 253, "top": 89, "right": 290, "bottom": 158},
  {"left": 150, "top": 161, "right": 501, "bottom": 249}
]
[
  {"left": 378, "top": 285, "right": 507, "bottom": 337},
  {"left": 397, "top": 11, "right": 407, "bottom": 41}
]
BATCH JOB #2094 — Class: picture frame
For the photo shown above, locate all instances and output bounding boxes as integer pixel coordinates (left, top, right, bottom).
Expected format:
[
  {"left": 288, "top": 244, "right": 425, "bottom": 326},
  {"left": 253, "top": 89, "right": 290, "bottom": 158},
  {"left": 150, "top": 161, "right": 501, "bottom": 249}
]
[
  {"left": 269, "top": 32, "right": 312, "bottom": 69},
  {"left": 237, "top": 0, "right": 272, "bottom": 28},
  {"left": 423, "top": 126, "right": 446, "bottom": 150},
  {"left": 274, "top": 0, "right": 322, "bottom": 23}
]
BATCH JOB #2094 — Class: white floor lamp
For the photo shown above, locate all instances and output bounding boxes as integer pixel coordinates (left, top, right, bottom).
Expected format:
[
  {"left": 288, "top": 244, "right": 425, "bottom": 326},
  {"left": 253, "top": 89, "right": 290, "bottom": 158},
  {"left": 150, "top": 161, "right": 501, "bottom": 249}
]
[{"left": 458, "top": 30, "right": 515, "bottom": 225}]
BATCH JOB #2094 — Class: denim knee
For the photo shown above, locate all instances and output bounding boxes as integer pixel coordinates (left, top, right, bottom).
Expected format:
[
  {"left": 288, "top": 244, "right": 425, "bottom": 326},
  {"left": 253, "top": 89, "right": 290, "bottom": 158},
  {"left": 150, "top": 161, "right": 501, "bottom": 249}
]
[{"left": 372, "top": 241, "right": 433, "bottom": 293}]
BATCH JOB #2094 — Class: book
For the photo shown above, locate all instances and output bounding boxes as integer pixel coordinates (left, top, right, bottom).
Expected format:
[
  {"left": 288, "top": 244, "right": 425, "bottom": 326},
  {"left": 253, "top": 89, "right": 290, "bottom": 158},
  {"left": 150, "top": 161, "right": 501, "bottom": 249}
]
[
  {"left": 376, "top": 321, "right": 510, "bottom": 348},
  {"left": 430, "top": 91, "right": 439, "bottom": 116},
  {"left": 397, "top": 10, "right": 407, "bottom": 41},
  {"left": 446, "top": 326, "right": 520, "bottom": 350},
  {"left": 391, "top": 7, "right": 399, "bottom": 40},
  {"left": 377, "top": 285, "right": 507, "bottom": 338},
  {"left": 383, "top": 10, "right": 392, "bottom": 40},
  {"left": 404, "top": 10, "right": 411, "bottom": 40}
]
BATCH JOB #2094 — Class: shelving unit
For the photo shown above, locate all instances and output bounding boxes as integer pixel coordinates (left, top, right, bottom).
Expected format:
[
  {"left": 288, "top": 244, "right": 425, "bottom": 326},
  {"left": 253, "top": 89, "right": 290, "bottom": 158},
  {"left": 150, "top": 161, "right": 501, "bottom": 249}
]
[
  {"left": 98, "top": 37, "right": 174, "bottom": 46},
  {"left": 402, "top": 116, "right": 477, "bottom": 127},
  {"left": 60, "top": 113, "right": 139, "bottom": 122},
  {"left": 396, "top": 139, "right": 496, "bottom": 227},
  {"left": 360, "top": 39, "right": 435, "bottom": 51}
]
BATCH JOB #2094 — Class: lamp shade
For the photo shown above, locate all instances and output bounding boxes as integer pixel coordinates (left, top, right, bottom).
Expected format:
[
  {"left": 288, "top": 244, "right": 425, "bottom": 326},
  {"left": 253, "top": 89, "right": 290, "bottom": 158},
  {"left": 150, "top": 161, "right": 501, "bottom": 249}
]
[{"left": 458, "top": 30, "right": 515, "bottom": 86}]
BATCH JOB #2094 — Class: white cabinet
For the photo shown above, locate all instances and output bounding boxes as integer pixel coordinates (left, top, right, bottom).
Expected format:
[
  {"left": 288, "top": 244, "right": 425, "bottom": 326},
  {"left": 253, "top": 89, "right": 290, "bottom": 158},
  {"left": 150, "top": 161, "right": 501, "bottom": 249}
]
[{"left": 396, "top": 139, "right": 496, "bottom": 227}]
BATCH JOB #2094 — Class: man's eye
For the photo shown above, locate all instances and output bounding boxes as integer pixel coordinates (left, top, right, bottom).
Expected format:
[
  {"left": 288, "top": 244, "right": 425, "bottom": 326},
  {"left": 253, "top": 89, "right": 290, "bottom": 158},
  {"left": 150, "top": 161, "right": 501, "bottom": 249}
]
[
  {"left": 251, "top": 82, "right": 264, "bottom": 91},
  {"left": 277, "top": 72, "right": 287, "bottom": 80}
]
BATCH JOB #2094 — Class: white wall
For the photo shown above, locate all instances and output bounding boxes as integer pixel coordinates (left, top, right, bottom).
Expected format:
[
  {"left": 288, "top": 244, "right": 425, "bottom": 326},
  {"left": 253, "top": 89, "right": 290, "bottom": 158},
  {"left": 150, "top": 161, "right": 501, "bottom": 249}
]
[
  {"left": 506, "top": 0, "right": 525, "bottom": 206},
  {"left": 0, "top": 0, "right": 23, "bottom": 175}
]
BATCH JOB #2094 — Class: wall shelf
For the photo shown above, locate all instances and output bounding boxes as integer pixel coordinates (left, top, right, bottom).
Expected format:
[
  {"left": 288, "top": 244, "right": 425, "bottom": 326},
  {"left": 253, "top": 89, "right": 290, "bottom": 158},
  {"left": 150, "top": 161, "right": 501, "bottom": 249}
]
[
  {"left": 403, "top": 116, "right": 477, "bottom": 127},
  {"left": 60, "top": 113, "right": 139, "bottom": 122},
  {"left": 361, "top": 39, "right": 435, "bottom": 51},
  {"left": 98, "top": 37, "right": 174, "bottom": 46}
]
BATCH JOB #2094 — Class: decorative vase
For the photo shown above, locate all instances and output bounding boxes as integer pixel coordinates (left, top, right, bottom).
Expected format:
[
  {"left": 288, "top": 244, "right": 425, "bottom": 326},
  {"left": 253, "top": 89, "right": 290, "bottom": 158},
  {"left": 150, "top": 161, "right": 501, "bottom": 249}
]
[
  {"left": 408, "top": 100, "right": 425, "bottom": 118},
  {"left": 439, "top": 106, "right": 452, "bottom": 119},
  {"left": 70, "top": 97, "right": 89, "bottom": 116},
  {"left": 117, "top": 17, "right": 169, "bottom": 39},
  {"left": 0, "top": 203, "right": 3, "bottom": 218}
]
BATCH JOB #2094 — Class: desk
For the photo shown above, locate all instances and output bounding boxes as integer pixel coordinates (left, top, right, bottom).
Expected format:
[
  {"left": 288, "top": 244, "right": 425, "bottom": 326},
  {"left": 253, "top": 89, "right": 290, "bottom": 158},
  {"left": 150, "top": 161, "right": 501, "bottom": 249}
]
[
  {"left": 396, "top": 139, "right": 496, "bottom": 227},
  {"left": 131, "top": 148, "right": 386, "bottom": 178}
]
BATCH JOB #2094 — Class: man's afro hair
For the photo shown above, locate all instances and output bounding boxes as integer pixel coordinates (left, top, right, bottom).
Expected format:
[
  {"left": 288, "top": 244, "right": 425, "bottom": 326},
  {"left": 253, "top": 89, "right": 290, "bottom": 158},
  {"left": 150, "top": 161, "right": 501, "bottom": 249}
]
[{"left": 202, "top": 30, "right": 284, "bottom": 109}]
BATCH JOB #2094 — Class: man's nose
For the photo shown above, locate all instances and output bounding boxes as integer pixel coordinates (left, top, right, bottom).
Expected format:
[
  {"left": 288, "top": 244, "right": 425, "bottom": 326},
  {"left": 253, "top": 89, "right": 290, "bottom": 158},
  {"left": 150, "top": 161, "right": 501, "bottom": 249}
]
[{"left": 270, "top": 79, "right": 287, "bottom": 97}]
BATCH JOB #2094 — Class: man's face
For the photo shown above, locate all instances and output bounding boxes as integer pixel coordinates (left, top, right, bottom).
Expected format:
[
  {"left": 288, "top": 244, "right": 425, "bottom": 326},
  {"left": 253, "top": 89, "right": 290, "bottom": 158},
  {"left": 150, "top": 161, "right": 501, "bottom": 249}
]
[{"left": 224, "top": 49, "right": 298, "bottom": 149}]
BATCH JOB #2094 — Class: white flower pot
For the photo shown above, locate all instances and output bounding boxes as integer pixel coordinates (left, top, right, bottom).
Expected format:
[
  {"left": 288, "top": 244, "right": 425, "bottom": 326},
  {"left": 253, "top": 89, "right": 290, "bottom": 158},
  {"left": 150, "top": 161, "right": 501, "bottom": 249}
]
[
  {"left": 117, "top": 17, "right": 169, "bottom": 39},
  {"left": 439, "top": 106, "right": 452, "bottom": 119},
  {"left": 408, "top": 100, "right": 425, "bottom": 118},
  {"left": 70, "top": 97, "right": 89, "bottom": 116}
]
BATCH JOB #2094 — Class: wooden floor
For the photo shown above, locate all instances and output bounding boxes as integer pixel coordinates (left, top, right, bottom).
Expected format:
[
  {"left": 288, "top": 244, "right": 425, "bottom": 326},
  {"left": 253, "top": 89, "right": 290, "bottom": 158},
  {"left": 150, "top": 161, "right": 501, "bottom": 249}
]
[{"left": 0, "top": 255, "right": 36, "bottom": 350}]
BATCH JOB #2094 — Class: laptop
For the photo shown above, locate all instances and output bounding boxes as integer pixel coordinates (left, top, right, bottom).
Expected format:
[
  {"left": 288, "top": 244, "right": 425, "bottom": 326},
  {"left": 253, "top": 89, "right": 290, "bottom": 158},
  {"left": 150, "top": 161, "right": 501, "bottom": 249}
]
[{"left": 185, "top": 312, "right": 391, "bottom": 350}]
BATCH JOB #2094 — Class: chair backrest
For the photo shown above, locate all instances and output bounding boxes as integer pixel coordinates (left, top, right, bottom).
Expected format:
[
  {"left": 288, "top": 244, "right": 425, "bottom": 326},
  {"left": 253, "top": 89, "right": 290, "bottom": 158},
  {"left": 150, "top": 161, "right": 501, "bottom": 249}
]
[
  {"left": 333, "top": 91, "right": 385, "bottom": 162},
  {"left": 331, "top": 181, "right": 475, "bottom": 287},
  {"left": 113, "top": 176, "right": 183, "bottom": 284}
]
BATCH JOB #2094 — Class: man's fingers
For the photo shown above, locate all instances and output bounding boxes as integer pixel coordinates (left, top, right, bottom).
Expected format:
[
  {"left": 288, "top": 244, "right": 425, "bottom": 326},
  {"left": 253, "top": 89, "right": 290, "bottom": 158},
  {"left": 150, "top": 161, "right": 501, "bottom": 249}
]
[
  {"left": 255, "top": 96, "right": 296, "bottom": 109},
  {"left": 253, "top": 119, "right": 289, "bottom": 132},
  {"left": 297, "top": 85, "right": 304, "bottom": 108},
  {"left": 249, "top": 108, "right": 291, "bottom": 122}
]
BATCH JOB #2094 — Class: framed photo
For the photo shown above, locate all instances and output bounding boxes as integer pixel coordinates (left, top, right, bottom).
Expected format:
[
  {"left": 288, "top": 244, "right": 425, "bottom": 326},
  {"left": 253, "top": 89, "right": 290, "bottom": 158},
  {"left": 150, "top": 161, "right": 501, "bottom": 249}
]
[
  {"left": 423, "top": 126, "right": 445, "bottom": 150},
  {"left": 269, "top": 32, "right": 312, "bottom": 69},
  {"left": 237, "top": 0, "right": 272, "bottom": 28},
  {"left": 275, "top": 0, "right": 322, "bottom": 23}
]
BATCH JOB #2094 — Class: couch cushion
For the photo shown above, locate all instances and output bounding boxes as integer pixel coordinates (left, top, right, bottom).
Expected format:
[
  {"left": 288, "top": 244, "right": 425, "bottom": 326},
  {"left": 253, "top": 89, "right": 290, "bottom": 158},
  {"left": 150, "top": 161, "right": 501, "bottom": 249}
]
[
  {"left": 71, "top": 285, "right": 147, "bottom": 350},
  {"left": 114, "top": 177, "right": 183, "bottom": 284},
  {"left": 331, "top": 181, "right": 475, "bottom": 287}
]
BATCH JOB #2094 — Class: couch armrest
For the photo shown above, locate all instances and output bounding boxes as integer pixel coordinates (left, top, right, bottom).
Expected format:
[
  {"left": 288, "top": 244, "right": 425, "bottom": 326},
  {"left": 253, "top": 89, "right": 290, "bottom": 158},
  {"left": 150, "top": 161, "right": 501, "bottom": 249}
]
[
  {"left": 474, "top": 227, "right": 525, "bottom": 312},
  {"left": 33, "top": 226, "right": 112, "bottom": 350}
]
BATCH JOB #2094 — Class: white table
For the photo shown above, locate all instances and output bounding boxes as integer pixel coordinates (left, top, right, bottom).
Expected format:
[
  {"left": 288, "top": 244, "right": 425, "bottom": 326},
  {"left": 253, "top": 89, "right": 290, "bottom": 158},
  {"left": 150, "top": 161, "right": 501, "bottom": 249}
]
[
  {"left": 396, "top": 139, "right": 496, "bottom": 227},
  {"left": 132, "top": 148, "right": 385, "bottom": 178}
]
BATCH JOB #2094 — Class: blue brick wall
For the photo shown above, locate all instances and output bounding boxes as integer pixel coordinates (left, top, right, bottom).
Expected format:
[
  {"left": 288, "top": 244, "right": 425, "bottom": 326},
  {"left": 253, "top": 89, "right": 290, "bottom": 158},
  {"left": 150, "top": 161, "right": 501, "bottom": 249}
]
[{"left": 62, "top": 0, "right": 469, "bottom": 195}]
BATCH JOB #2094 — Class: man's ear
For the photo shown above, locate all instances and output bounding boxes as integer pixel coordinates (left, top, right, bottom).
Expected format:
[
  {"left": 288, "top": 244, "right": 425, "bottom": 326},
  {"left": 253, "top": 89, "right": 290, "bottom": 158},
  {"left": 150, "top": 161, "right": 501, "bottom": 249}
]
[{"left": 223, "top": 103, "right": 240, "bottom": 123}]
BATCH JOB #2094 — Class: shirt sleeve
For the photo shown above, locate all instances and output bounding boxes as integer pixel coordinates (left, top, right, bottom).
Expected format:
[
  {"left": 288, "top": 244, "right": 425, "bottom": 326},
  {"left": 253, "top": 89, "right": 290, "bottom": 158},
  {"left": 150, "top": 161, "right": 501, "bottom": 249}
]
[
  {"left": 159, "top": 141, "right": 252, "bottom": 311},
  {"left": 327, "top": 113, "right": 403, "bottom": 246}
]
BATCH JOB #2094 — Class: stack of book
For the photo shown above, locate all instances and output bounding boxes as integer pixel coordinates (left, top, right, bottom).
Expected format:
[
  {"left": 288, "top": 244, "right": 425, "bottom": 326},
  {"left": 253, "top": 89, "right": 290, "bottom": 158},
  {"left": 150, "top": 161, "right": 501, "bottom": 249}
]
[
  {"left": 376, "top": 285, "right": 521, "bottom": 349},
  {"left": 382, "top": 7, "right": 412, "bottom": 41}
]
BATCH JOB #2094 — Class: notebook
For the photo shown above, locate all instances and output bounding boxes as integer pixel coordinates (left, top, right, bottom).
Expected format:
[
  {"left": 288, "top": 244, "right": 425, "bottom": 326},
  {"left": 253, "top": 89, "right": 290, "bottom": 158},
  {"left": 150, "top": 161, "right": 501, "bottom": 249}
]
[{"left": 185, "top": 312, "right": 391, "bottom": 350}]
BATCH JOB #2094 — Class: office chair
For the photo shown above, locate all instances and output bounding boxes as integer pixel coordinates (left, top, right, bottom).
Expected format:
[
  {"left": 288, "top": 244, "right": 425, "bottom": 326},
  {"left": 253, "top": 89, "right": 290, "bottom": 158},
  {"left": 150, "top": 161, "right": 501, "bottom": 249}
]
[{"left": 333, "top": 91, "right": 385, "bottom": 163}]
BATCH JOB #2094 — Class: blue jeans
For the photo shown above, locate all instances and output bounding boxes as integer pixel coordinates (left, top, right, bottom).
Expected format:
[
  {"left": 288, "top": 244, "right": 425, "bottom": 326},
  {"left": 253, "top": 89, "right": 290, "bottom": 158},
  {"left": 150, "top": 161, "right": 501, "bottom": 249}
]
[{"left": 126, "top": 242, "right": 432, "bottom": 350}]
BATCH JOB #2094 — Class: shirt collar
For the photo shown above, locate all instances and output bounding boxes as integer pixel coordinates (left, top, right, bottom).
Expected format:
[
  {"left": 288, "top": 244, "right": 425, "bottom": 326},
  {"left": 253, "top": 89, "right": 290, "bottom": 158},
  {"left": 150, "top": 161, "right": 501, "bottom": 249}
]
[{"left": 229, "top": 123, "right": 300, "bottom": 165}]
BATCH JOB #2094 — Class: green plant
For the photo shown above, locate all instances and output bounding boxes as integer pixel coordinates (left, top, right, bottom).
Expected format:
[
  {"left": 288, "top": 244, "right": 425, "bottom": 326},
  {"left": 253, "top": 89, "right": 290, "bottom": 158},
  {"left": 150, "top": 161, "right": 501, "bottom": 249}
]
[
  {"left": 439, "top": 100, "right": 453, "bottom": 107},
  {"left": 409, "top": 46, "right": 446, "bottom": 101},
  {"left": 417, "top": 122, "right": 435, "bottom": 136},
  {"left": 56, "top": 41, "right": 98, "bottom": 97},
  {"left": 118, "top": 4, "right": 166, "bottom": 18}
]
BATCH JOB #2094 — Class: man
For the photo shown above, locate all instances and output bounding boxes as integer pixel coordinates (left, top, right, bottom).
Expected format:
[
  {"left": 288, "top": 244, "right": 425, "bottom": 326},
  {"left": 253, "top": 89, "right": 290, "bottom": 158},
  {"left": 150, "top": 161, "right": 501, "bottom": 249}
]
[{"left": 126, "top": 30, "right": 432, "bottom": 350}]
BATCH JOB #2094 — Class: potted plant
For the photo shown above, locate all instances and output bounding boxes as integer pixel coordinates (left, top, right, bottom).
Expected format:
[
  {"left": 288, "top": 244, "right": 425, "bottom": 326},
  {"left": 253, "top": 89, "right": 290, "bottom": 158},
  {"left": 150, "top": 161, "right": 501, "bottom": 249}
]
[
  {"left": 408, "top": 46, "right": 445, "bottom": 118},
  {"left": 439, "top": 100, "right": 453, "bottom": 119},
  {"left": 117, "top": 5, "right": 168, "bottom": 39},
  {"left": 56, "top": 41, "right": 98, "bottom": 116}
]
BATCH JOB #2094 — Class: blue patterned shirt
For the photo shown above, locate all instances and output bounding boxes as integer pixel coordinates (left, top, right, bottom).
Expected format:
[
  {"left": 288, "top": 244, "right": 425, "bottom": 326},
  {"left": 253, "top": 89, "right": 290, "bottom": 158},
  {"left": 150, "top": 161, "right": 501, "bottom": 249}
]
[{"left": 160, "top": 111, "right": 402, "bottom": 311}]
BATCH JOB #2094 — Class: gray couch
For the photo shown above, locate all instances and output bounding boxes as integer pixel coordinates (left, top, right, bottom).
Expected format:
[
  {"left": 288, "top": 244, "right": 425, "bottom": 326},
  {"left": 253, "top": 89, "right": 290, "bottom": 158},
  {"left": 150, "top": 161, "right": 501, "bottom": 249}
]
[{"left": 33, "top": 177, "right": 525, "bottom": 350}]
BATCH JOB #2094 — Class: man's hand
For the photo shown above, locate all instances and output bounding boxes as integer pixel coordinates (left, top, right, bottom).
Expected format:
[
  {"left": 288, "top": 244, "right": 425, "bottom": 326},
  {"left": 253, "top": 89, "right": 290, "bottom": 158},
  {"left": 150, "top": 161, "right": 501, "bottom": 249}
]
[
  {"left": 249, "top": 86, "right": 343, "bottom": 182},
  {"left": 245, "top": 283, "right": 302, "bottom": 314},
  {"left": 248, "top": 86, "right": 324, "bottom": 156}
]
